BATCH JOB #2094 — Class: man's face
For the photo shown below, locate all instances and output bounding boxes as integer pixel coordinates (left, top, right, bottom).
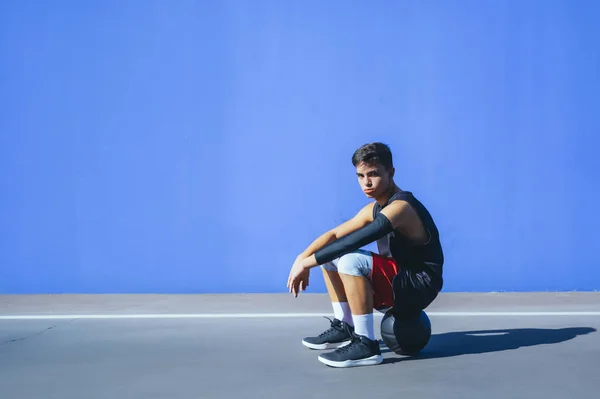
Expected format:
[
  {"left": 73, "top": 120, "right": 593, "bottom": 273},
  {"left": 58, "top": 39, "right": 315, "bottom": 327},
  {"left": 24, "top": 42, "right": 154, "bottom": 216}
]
[{"left": 355, "top": 162, "right": 393, "bottom": 198}]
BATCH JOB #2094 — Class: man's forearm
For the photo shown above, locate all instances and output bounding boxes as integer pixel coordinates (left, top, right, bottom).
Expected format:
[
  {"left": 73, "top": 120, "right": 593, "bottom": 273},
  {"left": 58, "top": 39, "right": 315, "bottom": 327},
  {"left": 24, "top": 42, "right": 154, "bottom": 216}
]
[
  {"left": 314, "top": 213, "right": 393, "bottom": 265},
  {"left": 298, "top": 231, "right": 337, "bottom": 260}
]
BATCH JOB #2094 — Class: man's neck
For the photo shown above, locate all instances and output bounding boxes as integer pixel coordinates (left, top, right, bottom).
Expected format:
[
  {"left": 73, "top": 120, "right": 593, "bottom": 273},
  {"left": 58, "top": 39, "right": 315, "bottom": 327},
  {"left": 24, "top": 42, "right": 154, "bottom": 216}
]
[{"left": 375, "top": 182, "right": 400, "bottom": 206}]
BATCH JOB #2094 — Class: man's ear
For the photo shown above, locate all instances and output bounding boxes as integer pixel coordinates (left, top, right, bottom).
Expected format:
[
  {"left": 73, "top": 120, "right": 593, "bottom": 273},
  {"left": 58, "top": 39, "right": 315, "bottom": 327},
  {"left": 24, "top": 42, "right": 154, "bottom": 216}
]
[{"left": 389, "top": 167, "right": 395, "bottom": 178}]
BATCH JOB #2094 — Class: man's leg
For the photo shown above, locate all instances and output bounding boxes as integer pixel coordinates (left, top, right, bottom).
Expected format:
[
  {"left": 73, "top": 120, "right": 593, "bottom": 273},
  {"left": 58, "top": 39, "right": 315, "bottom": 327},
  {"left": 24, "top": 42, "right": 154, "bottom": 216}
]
[
  {"left": 316, "top": 250, "right": 383, "bottom": 368},
  {"left": 301, "top": 258, "right": 354, "bottom": 350},
  {"left": 322, "top": 268, "right": 354, "bottom": 326},
  {"left": 338, "top": 272, "right": 374, "bottom": 340}
]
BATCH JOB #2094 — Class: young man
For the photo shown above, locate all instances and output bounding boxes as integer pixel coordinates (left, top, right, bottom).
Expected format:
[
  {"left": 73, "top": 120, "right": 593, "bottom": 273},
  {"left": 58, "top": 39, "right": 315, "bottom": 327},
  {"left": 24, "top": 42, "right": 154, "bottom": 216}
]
[{"left": 287, "top": 142, "right": 444, "bottom": 368}]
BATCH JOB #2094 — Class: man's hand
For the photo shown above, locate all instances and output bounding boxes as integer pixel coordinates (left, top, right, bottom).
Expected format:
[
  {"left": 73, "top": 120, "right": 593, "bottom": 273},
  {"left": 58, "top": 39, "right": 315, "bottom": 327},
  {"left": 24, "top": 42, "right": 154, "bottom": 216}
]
[{"left": 287, "top": 256, "right": 314, "bottom": 297}]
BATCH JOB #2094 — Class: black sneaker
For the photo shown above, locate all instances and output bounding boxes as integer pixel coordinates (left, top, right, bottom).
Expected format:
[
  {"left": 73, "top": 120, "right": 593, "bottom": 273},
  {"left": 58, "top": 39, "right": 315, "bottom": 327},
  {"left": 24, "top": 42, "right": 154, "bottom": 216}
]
[
  {"left": 302, "top": 318, "right": 353, "bottom": 350},
  {"left": 317, "top": 326, "right": 383, "bottom": 368}
]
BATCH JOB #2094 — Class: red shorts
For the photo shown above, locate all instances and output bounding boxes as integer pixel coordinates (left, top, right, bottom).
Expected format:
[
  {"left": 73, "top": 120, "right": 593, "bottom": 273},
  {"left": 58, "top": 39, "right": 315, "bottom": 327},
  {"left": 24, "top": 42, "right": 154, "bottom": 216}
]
[
  {"left": 369, "top": 252, "right": 399, "bottom": 311},
  {"left": 369, "top": 252, "right": 443, "bottom": 316}
]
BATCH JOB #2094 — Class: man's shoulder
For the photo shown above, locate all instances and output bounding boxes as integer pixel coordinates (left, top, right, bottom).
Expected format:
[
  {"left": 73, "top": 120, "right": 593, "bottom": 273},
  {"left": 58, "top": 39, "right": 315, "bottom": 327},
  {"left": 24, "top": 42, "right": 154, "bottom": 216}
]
[
  {"left": 360, "top": 201, "right": 376, "bottom": 213},
  {"left": 355, "top": 202, "right": 376, "bottom": 223},
  {"left": 386, "top": 190, "right": 416, "bottom": 209},
  {"left": 363, "top": 201, "right": 376, "bottom": 210}
]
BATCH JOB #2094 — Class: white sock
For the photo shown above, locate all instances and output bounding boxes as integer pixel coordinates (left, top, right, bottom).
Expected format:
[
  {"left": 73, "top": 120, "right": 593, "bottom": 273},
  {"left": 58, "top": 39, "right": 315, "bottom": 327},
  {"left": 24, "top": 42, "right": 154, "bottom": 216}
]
[
  {"left": 352, "top": 313, "right": 375, "bottom": 340},
  {"left": 331, "top": 302, "right": 353, "bottom": 326}
]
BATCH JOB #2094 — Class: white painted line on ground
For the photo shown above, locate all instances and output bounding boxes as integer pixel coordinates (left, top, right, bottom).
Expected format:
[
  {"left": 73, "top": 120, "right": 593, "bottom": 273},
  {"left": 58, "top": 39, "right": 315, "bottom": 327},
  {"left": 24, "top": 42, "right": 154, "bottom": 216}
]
[
  {"left": 1, "top": 311, "right": 600, "bottom": 320},
  {"left": 0, "top": 313, "right": 330, "bottom": 320},
  {"left": 429, "top": 311, "right": 600, "bottom": 316}
]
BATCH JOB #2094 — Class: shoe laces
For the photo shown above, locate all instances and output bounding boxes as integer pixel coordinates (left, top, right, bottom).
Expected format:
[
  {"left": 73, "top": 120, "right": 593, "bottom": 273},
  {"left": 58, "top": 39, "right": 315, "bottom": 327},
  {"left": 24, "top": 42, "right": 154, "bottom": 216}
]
[
  {"left": 317, "top": 316, "right": 343, "bottom": 338},
  {"left": 332, "top": 324, "right": 362, "bottom": 354}
]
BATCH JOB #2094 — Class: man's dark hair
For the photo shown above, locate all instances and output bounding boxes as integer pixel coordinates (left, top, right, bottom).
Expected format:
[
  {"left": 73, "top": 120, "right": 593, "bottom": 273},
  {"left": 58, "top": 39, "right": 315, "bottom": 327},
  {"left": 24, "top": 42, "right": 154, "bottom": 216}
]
[{"left": 351, "top": 142, "right": 393, "bottom": 170}]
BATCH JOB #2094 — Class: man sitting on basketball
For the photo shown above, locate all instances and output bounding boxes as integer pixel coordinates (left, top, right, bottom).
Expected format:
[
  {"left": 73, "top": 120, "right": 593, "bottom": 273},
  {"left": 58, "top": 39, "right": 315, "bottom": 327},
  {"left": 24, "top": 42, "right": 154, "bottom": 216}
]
[{"left": 287, "top": 142, "right": 444, "bottom": 368}]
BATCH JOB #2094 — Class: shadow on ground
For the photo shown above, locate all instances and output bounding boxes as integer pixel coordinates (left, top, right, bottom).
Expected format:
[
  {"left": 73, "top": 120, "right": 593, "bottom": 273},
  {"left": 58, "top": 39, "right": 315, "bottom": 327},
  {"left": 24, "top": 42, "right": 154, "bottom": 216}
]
[{"left": 381, "top": 327, "right": 596, "bottom": 364}]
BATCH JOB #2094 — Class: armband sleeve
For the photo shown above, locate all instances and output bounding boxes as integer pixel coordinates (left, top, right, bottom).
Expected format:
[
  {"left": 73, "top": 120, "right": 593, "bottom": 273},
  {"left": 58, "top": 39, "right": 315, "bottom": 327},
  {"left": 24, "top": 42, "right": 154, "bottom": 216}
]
[{"left": 314, "top": 212, "right": 394, "bottom": 265}]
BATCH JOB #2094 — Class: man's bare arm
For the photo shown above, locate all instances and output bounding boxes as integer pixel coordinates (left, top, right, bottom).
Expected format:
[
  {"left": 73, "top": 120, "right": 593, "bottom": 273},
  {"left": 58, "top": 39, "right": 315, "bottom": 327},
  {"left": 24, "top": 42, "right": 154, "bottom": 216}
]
[{"left": 296, "top": 203, "right": 374, "bottom": 260}]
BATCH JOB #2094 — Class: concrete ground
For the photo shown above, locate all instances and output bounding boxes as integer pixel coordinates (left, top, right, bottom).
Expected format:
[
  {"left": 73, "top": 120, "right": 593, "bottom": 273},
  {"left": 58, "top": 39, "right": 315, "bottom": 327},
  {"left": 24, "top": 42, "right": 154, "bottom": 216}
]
[{"left": 1, "top": 292, "right": 599, "bottom": 399}]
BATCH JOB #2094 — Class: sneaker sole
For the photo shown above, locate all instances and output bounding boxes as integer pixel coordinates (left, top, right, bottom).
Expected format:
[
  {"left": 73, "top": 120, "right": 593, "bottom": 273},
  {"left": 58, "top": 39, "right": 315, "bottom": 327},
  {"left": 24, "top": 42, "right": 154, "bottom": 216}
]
[
  {"left": 301, "top": 339, "right": 352, "bottom": 350},
  {"left": 317, "top": 354, "right": 383, "bottom": 368}
]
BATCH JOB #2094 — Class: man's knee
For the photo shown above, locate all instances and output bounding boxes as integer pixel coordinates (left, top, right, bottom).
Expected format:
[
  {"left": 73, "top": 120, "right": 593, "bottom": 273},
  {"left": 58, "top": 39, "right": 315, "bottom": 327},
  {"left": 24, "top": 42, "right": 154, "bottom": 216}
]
[
  {"left": 320, "top": 260, "right": 338, "bottom": 274},
  {"left": 333, "top": 250, "right": 372, "bottom": 277}
]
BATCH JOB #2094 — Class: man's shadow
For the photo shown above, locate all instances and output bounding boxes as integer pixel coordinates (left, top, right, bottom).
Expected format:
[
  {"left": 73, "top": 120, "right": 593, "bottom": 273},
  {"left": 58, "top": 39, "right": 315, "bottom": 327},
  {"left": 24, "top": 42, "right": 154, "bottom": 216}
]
[{"left": 380, "top": 327, "right": 596, "bottom": 364}]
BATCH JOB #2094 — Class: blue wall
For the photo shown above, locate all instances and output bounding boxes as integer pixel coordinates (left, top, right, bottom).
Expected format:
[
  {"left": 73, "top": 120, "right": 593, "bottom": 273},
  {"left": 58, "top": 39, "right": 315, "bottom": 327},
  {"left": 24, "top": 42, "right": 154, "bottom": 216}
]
[{"left": 1, "top": 0, "right": 599, "bottom": 294}]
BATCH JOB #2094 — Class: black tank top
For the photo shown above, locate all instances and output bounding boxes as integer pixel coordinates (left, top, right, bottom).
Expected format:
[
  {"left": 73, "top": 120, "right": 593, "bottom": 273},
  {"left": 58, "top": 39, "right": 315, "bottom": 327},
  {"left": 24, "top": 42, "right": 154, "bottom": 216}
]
[{"left": 372, "top": 190, "right": 444, "bottom": 278}]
